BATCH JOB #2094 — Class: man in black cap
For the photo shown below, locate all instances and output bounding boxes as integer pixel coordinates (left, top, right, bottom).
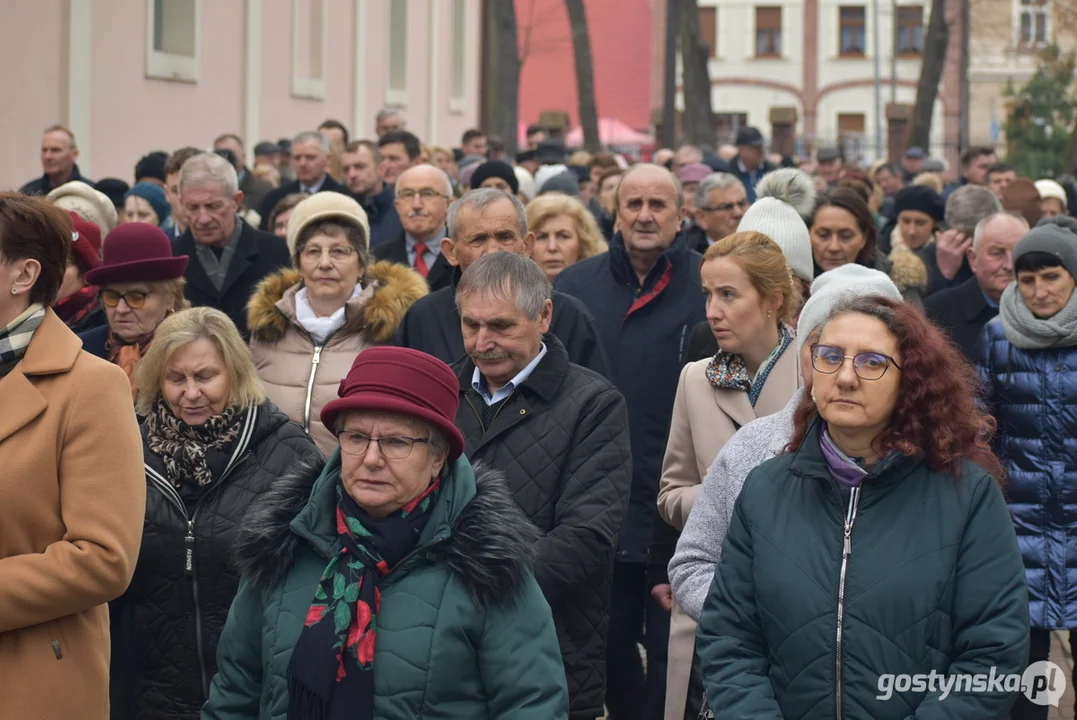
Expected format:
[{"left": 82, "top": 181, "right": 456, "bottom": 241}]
[
  {"left": 253, "top": 141, "right": 282, "bottom": 170},
  {"left": 516, "top": 149, "right": 541, "bottom": 176},
  {"left": 902, "top": 146, "right": 926, "bottom": 183},
  {"left": 470, "top": 161, "right": 519, "bottom": 197},
  {"left": 731, "top": 126, "right": 776, "bottom": 202},
  {"left": 537, "top": 139, "right": 568, "bottom": 166},
  {"left": 816, "top": 147, "right": 844, "bottom": 186}
]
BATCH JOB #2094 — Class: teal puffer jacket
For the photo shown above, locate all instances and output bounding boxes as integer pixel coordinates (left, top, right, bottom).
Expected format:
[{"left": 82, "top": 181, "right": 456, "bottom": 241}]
[
  {"left": 696, "top": 422, "right": 1029, "bottom": 719},
  {"left": 201, "top": 453, "right": 569, "bottom": 719}
]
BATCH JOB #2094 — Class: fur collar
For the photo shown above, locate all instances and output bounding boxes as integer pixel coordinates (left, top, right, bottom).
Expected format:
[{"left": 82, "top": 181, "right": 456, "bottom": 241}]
[
  {"left": 887, "top": 246, "right": 929, "bottom": 293},
  {"left": 246, "top": 261, "right": 428, "bottom": 345},
  {"left": 232, "top": 458, "right": 540, "bottom": 611}
]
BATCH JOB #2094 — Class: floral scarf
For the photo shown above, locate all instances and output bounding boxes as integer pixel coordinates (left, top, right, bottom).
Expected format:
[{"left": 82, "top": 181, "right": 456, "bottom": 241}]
[
  {"left": 143, "top": 398, "right": 244, "bottom": 488},
  {"left": 287, "top": 478, "right": 441, "bottom": 720},
  {"left": 704, "top": 324, "right": 794, "bottom": 406},
  {"left": 53, "top": 286, "right": 99, "bottom": 328}
]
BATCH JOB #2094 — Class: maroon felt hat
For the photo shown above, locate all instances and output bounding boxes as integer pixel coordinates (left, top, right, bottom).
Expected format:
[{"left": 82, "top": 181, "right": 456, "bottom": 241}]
[
  {"left": 320, "top": 347, "right": 465, "bottom": 461},
  {"left": 84, "top": 222, "right": 189, "bottom": 286}
]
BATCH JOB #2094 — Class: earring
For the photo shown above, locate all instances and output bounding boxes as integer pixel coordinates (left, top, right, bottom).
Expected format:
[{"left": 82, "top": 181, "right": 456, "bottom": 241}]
[
  {"left": 10, "top": 288, "right": 17, "bottom": 296},
  {"left": 811, "top": 390, "right": 817, "bottom": 402}
]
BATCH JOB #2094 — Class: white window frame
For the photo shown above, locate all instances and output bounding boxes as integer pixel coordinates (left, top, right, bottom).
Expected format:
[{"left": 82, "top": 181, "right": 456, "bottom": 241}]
[
  {"left": 386, "top": 0, "right": 409, "bottom": 107},
  {"left": 1013, "top": 0, "right": 1051, "bottom": 49},
  {"left": 145, "top": 0, "right": 201, "bottom": 83},
  {"left": 291, "top": 0, "right": 327, "bottom": 99},
  {"left": 449, "top": 0, "right": 467, "bottom": 113}
]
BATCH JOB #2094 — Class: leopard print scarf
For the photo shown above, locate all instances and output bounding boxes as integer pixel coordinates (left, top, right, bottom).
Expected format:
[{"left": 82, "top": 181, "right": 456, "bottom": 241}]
[{"left": 144, "top": 398, "right": 245, "bottom": 488}]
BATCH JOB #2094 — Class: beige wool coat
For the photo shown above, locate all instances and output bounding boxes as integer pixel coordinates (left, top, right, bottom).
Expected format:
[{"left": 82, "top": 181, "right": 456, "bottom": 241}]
[
  {"left": 657, "top": 345, "right": 801, "bottom": 720},
  {"left": 0, "top": 309, "right": 145, "bottom": 720},
  {"left": 247, "top": 262, "right": 427, "bottom": 455}
]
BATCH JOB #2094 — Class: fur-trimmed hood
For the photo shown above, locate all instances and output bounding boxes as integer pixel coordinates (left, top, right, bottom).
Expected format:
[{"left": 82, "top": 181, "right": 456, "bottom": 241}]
[
  {"left": 887, "top": 245, "right": 929, "bottom": 293},
  {"left": 232, "top": 457, "right": 541, "bottom": 610},
  {"left": 246, "top": 260, "right": 427, "bottom": 345}
]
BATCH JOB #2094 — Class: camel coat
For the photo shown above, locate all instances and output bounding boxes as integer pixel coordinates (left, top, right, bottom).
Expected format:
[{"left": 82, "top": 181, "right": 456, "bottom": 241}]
[
  {"left": 247, "top": 262, "right": 427, "bottom": 455},
  {"left": 0, "top": 309, "right": 145, "bottom": 720},
  {"left": 657, "top": 345, "right": 801, "bottom": 720}
]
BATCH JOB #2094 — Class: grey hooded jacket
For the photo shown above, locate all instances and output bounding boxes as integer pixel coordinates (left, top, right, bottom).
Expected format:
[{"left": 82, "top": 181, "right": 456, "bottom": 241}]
[{"left": 668, "top": 388, "right": 803, "bottom": 621}]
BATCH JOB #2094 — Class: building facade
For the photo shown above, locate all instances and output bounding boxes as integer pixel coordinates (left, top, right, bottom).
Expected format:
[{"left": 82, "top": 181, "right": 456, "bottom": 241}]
[
  {"left": 651, "top": 0, "right": 964, "bottom": 170},
  {"left": 966, "top": 0, "right": 1070, "bottom": 148},
  {"left": 0, "top": 0, "right": 484, "bottom": 190}
]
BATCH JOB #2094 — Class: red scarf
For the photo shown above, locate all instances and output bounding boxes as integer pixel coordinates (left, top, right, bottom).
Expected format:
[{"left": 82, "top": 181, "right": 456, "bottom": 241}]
[{"left": 54, "top": 286, "right": 99, "bottom": 327}]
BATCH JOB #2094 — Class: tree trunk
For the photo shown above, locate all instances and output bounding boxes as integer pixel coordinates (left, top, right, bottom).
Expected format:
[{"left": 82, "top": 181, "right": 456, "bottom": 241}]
[
  {"left": 564, "top": 0, "right": 602, "bottom": 151},
  {"left": 679, "top": 0, "right": 714, "bottom": 146},
  {"left": 661, "top": 0, "right": 679, "bottom": 148},
  {"left": 483, "top": 1, "right": 520, "bottom": 156},
  {"left": 909, "top": 0, "right": 949, "bottom": 149}
]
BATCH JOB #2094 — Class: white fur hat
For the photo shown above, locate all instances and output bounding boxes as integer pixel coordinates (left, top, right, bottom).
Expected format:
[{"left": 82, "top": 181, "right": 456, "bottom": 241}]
[
  {"left": 47, "top": 181, "right": 119, "bottom": 235},
  {"left": 737, "top": 197, "right": 814, "bottom": 282}
]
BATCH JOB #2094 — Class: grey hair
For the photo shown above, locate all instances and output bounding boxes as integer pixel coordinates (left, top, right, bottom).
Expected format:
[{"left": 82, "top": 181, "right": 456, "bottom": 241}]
[
  {"left": 695, "top": 172, "right": 743, "bottom": 208},
  {"left": 179, "top": 152, "right": 239, "bottom": 196},
  {"left": 755, "top": 168, "right": 818, "bottom": 222},
  {"left": 972, "top": 212, "right": 1029, "bottom": 252},
  {"left": 455, "top": 251, "right": 552, "bottom": 320},
  {"left": 395, "top": 164, "right": 453, "bottom": 198},
  {"left": 332, "top": 412, "right": 450, "bottom": 459},
  {"left": 447, "top": 188, "right": 528, "bottom": 240},
  {"left": 376, "top": 107, "right": 404, "bottom": 124},
  {"left": 293, "top": 131, "right": 330, "bottom": 153},
  {"left": 945, "top": 184, "right": 1003, "bottom": 234}
]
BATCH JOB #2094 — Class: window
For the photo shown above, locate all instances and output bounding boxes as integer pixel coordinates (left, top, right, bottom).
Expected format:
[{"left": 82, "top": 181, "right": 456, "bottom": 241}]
[
  {"left": 895, "top": 6, "right": 924, "bottom": 55},
  {"left": 292, "top": 0, "right": 326, "bottom": 99},
  {"left": 387, "top": 0, "right": 408, "bottom": 104},
  {"left": 838, "top": 113, "right": 866, "bottom": 159},
  {"left": 839, "top": 6, "right": 866, "bottom": 56},
  {"left": 450, "top": 0, "right": 466, "bottom": 111},
  {"left": 715, "top": 112, "right": 749, "bottom": 144},
  {"left": 1018, "top": 0, "right": 1049, "bottom": 48},
  {"left": 755, "top": 7, "right": 782, "bottom": 57},
  {"left": 146, "top": 0, "right": 200, "bottom": 82},
  {"left": 699, "top": 7, "right": 717, "bottom": 58}
]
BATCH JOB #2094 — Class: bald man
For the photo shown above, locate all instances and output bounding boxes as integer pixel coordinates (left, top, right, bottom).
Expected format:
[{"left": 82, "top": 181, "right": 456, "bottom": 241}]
[
  {"left": 554, "top": 163, "right": 706, "bottom": 718},
  {"left": 373, "top": 164, "right": 455, "bottom": 291}
]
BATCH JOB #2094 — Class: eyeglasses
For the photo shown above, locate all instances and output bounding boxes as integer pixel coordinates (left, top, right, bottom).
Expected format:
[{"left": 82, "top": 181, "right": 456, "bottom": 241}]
[
  {"left": 101, "top": 290, "right": 151, "bottom": 309},
  {"left": 699, "top": 200, "right": 750, "bottom": 213},
  {"left": 810, "top": 343, "right": 902, "bottom": 381},
  {"left": 338, "top": 431, "right": 430, "bottom": 459},
  {"left": 300, "top": 245, "right": 356, "bottom": 263},
  {"left": 397, "top": 189, "right": 449, "bottom": 202}
]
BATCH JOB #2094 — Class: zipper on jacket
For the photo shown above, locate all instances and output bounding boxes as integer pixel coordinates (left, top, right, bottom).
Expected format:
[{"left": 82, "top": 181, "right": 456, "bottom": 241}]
[
  {"left": 834, "top": 485, "right": 861, "bottom": 720},
  {"left": 145, "top": 452, "right": 251, "bottom": 700},
  {"left": 464, "top": 392, "right": 515, "bottom": 436},
  {"left": 303, "top": 345, "right": 324, "bottom": 433}
]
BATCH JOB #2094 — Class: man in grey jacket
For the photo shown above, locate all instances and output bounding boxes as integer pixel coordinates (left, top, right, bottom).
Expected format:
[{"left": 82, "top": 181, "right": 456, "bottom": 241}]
[{"left": 669, "top": 265, "right": 903, "bottom": 620}]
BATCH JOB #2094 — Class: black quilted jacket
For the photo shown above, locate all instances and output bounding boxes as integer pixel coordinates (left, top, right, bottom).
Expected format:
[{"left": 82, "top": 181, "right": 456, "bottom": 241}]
[
  {"left": 452, "top": 335, "right": 633, "bottom": 719},
  {"left": 109, "top": 401, "right": 318, "bottom": 720}
]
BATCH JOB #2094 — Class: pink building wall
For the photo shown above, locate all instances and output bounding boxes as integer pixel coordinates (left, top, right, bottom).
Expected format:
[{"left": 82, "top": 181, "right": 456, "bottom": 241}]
[
  {"left": 516, "top": 0, "right": 653, "bottom": 132},
  {"left": 0, "top": 0, "right": 483, "bottom": 190}
]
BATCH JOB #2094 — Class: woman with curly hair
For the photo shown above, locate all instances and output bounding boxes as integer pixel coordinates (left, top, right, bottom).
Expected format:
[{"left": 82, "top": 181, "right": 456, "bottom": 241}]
[
  {"left": 525, "top": 193, "right": 607, "bottom": 282},
  {"left": 696, "top": 294, "right": 1029, "bottom": 719},
  {"left": 978, "top": 223, "right": 1077, "bottom": 720}
]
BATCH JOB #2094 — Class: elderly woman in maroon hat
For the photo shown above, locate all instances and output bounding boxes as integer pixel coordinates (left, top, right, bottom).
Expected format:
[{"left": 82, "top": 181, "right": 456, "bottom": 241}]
[
  {"left": 78, "top": 222, "right": 189, "bottom": 396},
  {"left": 204, "top": 346, "right": 568, "bottom": 720}
]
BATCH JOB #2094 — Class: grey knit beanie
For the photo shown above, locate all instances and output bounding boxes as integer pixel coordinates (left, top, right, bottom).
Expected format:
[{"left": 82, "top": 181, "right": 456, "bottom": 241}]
[
  {"left": 796, "top": 264, "right": 903, "bottom": 352},
  {"left": 1013, "top": 224, "right": 1077, "bottom": 281},
  {"left": 737, "top": 198, "right": 814, "bottom": 282},
  {"left": 537, "top": 171, "right": 581, "bottom": 197}
]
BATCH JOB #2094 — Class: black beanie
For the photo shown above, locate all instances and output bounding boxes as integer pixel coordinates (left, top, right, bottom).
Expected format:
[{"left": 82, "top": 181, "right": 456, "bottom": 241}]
[
  {"left": 894, "top": 185, "right": 945, "bottom": 223},
  {"left": 470, "top": 161, "right": 519, "bottom": 194}
]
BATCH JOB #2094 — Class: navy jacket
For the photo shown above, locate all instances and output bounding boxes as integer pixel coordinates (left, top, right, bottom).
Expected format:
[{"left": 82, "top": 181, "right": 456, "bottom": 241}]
[
  {"left": 729, "top": 156, "right": 776, "bottom": 203},
  {"left": 362, "top": 183, "right": 403, "bottom": 247},
  {"left": 19, "top": 165, "right": 91, "bottom": 196},
  {"left": 78, "top": 324, "right": 109, "bottom": 360},
  {"left": 555, "top": 234, "right": 705, "bottom": 562},
  {"left": 977, "top": 318, "right": 1077, "bottom": 629}
]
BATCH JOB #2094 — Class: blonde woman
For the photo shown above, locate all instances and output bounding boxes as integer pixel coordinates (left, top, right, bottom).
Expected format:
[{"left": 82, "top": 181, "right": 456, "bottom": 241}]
[
  {"left": 657, "top": 231, "right": 802, "bottom": 719},
  {"left": 109, "top": 307, "right": 318, "bottom": 719},
  {"left": 525, "top": 194, "right": 608, "bottom": 281}
]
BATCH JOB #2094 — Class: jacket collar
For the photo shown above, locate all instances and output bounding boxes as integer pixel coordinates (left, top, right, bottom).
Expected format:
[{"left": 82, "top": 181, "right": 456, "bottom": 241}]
[
  {"left": 608, "top": 232, "right": 691, "bottom": 289},
  {"left": 787, "top": 418, "right": 919, "bottom": 497},
  {"left": 957, "top": 276, "right": 996, "bottom": 322},
  {"left": 178, "top": 218, "right": 260, "bottom": 298},
  {"left": 0, "top": 310, "right": 82, "bottom": 443},
  {"left": 454, "top": 333, "right": 570, "bottom": 403}
]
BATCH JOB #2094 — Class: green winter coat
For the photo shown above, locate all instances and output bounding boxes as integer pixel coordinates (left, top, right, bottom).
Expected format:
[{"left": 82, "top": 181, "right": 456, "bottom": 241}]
[
  {"left": 697, "top": 421, "right": 1030, "bottom": 720},
  {"left": 201, "top": 453, "right": 569, "bottom": 720}
]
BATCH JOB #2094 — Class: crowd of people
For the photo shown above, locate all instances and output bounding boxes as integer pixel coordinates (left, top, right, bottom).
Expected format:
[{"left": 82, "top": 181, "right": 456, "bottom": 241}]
[{"left": 4, "top": 110, "right": 1077, "bottom": 720}]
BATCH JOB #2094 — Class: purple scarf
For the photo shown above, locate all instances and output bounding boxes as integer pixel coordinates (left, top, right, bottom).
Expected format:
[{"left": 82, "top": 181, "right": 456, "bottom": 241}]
[{"left": 819, "top": 422, "right": 868, "bottom": 489}]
